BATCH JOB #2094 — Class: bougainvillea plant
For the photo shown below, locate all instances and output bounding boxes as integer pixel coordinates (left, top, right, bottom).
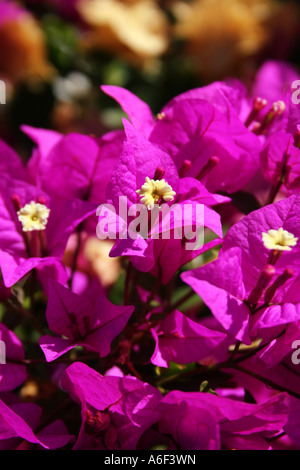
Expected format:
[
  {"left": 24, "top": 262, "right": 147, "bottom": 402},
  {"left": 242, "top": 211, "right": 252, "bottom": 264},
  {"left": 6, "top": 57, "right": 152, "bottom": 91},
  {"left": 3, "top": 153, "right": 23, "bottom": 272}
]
[{"left": 1, "top": 60, "right": 300, "bottom": 450}]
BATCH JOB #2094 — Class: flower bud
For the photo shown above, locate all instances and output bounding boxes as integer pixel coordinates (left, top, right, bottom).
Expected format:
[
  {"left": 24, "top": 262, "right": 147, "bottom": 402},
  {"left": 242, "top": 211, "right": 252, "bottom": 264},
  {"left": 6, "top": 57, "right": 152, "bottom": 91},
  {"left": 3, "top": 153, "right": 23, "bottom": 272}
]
[
  {"left": 248, "top": 264, "right": 275, "bottom": 305},
  {"left": 264, "top": 268, "right": 294, "bottom": 304},
  {"left": 196, "top": 156, "right": 219, "bottom": 180}
]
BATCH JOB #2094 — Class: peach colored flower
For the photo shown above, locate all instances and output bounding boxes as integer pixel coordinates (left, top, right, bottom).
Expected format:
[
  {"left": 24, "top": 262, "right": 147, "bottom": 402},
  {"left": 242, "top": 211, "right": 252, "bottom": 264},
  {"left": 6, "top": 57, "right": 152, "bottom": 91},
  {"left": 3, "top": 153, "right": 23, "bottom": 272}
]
[
  {"left": 77, "top": 0, "right": 169, "bottom": 65},
  {"left": 0, "top": 10, "right": 54, "bottom": 84},
  {"left": 171, "top": 0, "right": 277, "bottom": 79}
]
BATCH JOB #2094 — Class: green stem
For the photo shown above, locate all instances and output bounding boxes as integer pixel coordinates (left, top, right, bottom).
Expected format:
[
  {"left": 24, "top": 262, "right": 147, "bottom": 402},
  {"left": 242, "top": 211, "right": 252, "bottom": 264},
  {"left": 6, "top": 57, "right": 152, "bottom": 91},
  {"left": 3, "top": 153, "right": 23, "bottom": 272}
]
[
  {"left": 166, "top": 289, "right": 198, "bottom": 312},
  {"left": 124, "top": 262, "right": 132, "bottom": 306},
  {"left": 9, "top": 353, "right": 99, "bottom": 365},
  {"left": 5, "top": 298, "right": 45, "bottom": 335},
  {"left": 229, "top": 341, "right": 241, "bottom": 361},
  {"left": 231, "top": 364, "right": 300, "bottom": 400},
  {"left": 140, "top": 275, "right": 161, "bottom": 318},
  {"left": 156, "top": 330, "right": 287, "bottom": 388},
  {"left": 265, "top": 431, "right": 286, "bottom": 443}
]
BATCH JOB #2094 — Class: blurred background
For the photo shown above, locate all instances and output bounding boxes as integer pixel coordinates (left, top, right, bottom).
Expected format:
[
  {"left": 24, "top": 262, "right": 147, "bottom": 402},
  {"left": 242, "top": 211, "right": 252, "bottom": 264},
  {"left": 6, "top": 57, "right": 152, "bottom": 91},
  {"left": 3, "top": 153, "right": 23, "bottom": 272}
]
[{"left": 0, "top": 0, "right": 300, "bottom": 155}]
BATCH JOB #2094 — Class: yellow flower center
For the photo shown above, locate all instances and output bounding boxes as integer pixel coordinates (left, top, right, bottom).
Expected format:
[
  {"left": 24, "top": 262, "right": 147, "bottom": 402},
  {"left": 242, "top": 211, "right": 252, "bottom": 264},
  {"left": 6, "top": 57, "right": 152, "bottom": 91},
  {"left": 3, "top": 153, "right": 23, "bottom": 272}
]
[
  {"left": 157, "top": 112, "right": 166, "bottom": 120},
  {"left": 136, "top": 177, "right": 176, "bottom": 209},
  {"left": 262, "top": 227, "right": 298, "bottom": 251},
  {"left": 17, "top": 201, "right": 50, "bottom": 232}
]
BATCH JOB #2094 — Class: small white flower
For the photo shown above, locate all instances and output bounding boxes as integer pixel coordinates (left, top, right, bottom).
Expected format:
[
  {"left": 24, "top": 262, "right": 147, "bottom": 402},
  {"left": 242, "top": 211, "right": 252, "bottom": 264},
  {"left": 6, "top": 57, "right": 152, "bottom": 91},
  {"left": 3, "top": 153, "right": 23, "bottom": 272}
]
[
  {"left": 136, "top": 177, "right": 176, "bottom": 209},
  {"left": 262, "top": 227, "right": 298, "bottom": 251},
  {"left": 17, "top": 201, "right": 50, "bottom": 232}
]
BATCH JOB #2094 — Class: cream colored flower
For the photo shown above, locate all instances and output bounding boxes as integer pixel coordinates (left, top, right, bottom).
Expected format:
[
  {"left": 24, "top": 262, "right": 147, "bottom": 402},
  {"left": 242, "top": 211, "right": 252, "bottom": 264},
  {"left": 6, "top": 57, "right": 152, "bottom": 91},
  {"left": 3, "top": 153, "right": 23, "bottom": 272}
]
[
  {"left": 17, "top": 201, "right": 50, "bottom": 232},
  {"left": 77, "top": 0, "right": 169, "bottom": 63},
  {"left": 84, "top": 238, "right": 121, "bottom": 287},
  {"left": 136, "top": 177, "right": 176, "bottom": 209},
  {"left": 0, "top": 14, "right": 55, "bottom": 83},
  {"left": 171, "top": 0, "right": 277, "bottom": 79},
  {"left": 262, "top": 227, "right": 298, "bottom": 251}
]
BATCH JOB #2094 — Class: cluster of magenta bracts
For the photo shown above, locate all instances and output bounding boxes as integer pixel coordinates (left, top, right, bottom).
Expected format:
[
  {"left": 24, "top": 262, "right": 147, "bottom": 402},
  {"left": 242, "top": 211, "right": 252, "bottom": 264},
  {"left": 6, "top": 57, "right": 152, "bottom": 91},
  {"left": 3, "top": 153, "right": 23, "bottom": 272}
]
[{"left": 1, "top": 60, "right": 300, "bottom": 450}]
